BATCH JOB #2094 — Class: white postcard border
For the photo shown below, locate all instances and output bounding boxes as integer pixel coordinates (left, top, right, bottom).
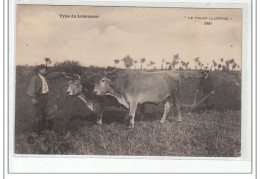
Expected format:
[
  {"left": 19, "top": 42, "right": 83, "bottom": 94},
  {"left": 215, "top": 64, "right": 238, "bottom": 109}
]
[{"left": 8, "top": 0, "right": 252, "bottom": 173}]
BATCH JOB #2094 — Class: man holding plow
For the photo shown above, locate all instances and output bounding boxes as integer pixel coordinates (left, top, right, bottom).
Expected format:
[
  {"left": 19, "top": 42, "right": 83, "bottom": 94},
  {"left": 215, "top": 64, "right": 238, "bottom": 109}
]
[{"left": 195, "top": 70, "right": 215, "bottom": 110}]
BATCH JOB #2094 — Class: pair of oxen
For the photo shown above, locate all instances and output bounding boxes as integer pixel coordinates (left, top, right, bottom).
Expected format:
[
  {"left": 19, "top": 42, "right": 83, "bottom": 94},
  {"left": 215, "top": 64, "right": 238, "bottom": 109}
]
[{"left": 64, "top": 69, "right": 182, "bottom": 128}]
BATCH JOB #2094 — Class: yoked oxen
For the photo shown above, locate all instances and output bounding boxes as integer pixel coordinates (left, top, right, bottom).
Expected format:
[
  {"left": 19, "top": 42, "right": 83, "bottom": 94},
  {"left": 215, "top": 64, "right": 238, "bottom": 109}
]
[
  {"left": 93, "top": 70, "right": 182, "bottom": 128},
  {"left": 64, "top": 72, "right": 144, "bottom": 125}
]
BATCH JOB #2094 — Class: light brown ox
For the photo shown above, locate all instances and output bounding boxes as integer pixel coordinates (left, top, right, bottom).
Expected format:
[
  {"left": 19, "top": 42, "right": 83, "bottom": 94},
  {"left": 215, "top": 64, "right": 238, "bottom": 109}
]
[{"left": 93, "top": 70, "right": 182, "bottom": 128}]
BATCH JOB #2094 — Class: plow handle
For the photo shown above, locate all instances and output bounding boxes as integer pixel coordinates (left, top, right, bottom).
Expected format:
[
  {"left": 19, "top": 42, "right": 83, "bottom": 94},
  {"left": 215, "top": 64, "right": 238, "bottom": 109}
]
[
  {"left": 193, "top": 90, "right": 198, "bottom": 105},
  {"left": 180, "top": 90, "right": 215, "bottom": 109}
]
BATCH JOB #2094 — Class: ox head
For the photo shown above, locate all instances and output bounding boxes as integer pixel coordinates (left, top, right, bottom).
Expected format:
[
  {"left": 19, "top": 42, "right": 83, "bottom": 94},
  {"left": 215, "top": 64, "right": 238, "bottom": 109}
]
[
  {"left": 63, "top": 74, "right": 83, "bottom": 96},
  {"left": 93, "top": 69, "right": 117, "bottom": 95},
  {"left": 93, "top": 76, "right": 111, "bottom": 95}
]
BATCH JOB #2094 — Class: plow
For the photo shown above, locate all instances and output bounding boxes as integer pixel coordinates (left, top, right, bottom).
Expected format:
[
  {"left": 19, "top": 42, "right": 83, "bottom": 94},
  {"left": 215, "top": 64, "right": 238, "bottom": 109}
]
[
  {"left": 103, "top": 90, "right": 215, "bottom": 113},
  {"left": 180, "top": 90, "right": 215, "bottom": 111}
]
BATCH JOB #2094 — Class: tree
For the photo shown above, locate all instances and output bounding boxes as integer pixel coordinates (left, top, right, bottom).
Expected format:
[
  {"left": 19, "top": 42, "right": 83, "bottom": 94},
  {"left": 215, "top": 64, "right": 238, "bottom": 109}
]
[
  {"left": 218, "top": 64, "right": 222, "bottom": 70},
  {"left": 133, "top": 60, "right": 138, "bottom": 69},
  {"left": 186, "top": 62, "right": 189, "bottom": 70},
  {"left": 140, "top": 58, "right": 146, "bottom": 70},
  {"left": 201, "top": 64, "right": 204, "bottom": 70},
  {"left": 149, "top": 61, "right": 155, "bottom": 69},
  {"left": 171, "top": 54, "right": 179, "bottom": 69},
  {"left": 194, "top": 57, "right": 199, "bottom": 63},
  {"left": 44, "top": 58, "right": 51, "bottom": 67},
  {"left": 212, "top": 60, "right": 217, "bottom": 70},
  {"left": 114, "top": 59, "right": 120, "bottom": 65},
  {"left": 229, "top": 59, "right": 235, "bottom": 64},
  {"left": 232, "top": 63, "right": 237, "bottom": 70},
  {"left": 180, "top": 61, "right": 189, "bottom": 70},
  {"left": 161, "top": 59, "right": 165, "bottom": 70},
  {"left": 194, "top": 57, "right": 201, "bottom": 70},
  {"left": 121, "top": 55, "right": 134, "bottom": 69},
  {"left": 114, "top": 59, "right": 120, "bottom": 68},
  {"left": 150, "top": 61, "right": 155, "bottom": 66},
  {"left": 225, "top": 59, "right": 235, "bottom": 71},
  {"left": 198, "top": 61, "right": 202, "bottom": 70},
  {"left": 181, "top": 61, "right": 185, "bottom": 70},
  {"left": 219, "top": 58, "right": 225, "bottom": 71},
  {"left": 166, "top": 61, "right": 171, "bottom": 70},
  {"left": 225, "top": 60, "right": 231, "bottom": 71}
]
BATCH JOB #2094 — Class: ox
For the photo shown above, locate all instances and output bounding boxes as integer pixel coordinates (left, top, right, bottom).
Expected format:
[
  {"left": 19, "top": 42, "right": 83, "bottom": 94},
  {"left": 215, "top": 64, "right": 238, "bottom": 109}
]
[
  {"left": 93, "top": 70, "right": 182, "bottom": 128},
  {"left": 64, "top": 73, "right": 144, "bottom": 125}
]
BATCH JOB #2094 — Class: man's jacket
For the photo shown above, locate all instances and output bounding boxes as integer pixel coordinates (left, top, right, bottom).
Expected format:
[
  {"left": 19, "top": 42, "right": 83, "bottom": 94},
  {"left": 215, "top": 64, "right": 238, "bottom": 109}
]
[
  {"left": 197, "top": 75, "right": 214, "bottom": 94},
  {"left": 27, "top": 72, "right": 62, "bottom": 98}
]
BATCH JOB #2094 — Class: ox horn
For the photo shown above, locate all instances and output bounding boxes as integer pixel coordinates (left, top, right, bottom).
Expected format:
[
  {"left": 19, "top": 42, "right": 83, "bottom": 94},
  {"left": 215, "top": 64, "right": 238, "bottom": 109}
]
[
  {"left": 74, "top": 74, "right": 81, "bottom": 80},
  {"left": 104, "top": 68, "right": 117, "bottom": 76},
  {"left": 84, "top": 70, "right": 95, "bottom": 76},
  {"left": 63, "top": 73, "right": 72, "bottom": 79}
]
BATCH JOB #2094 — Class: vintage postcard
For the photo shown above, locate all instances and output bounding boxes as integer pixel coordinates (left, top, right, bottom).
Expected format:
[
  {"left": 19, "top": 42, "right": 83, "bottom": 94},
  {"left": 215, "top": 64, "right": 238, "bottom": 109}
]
[
  {"left": 15, "top": 5, "right": 242, "bottom": 156},
  {"left": 10, "top": 1, "right": 252, "bottom": 173}
]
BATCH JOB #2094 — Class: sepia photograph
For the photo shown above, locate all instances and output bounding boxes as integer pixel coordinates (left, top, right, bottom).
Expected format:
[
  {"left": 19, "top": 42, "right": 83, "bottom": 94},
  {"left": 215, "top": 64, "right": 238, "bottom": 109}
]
[{"left": 15, "top": 5, "right": 242, "bottom": 157}]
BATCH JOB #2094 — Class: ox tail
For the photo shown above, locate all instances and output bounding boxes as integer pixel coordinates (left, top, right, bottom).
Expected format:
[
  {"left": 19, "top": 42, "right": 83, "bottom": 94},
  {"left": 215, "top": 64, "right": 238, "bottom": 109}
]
[
  {"left": 171, "top": 77, "right": 182, "bottom": 121},
  {"left": 176, "top": 78, "right": 181, "bottom": 97}
]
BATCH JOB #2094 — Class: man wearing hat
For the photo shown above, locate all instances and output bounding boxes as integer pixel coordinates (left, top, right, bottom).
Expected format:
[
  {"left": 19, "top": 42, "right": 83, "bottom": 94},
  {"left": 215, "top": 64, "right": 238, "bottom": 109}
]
[
  {"left": 27, "top": 64, "right": 63, "bottom": 133},
  {"left": 196, "top": 70, "right": 215, "bottom": 110}
]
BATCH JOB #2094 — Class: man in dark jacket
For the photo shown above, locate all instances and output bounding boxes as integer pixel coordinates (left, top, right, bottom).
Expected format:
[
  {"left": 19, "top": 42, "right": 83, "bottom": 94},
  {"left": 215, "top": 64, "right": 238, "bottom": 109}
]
[
  {"left": 196, "top": 70, "right": 214, "bottom": 110},
  {"left": 27, "top": 64, "right": 64, "bottom": 133}
]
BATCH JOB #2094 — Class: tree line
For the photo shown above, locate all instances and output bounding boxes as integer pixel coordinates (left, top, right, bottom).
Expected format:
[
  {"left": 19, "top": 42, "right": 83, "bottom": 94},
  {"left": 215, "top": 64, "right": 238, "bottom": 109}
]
[
  {"left": 113, "top": 54, "right": 240, "bottom": 71},
  {"left": 42, "top": 55, "right": 240, "bottom": 73}
]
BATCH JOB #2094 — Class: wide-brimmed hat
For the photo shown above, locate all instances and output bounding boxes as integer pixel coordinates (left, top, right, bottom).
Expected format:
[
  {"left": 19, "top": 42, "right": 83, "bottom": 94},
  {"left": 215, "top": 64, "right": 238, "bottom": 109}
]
[{"left": 35, "top": 64, "right": 47, "bottom": 72}]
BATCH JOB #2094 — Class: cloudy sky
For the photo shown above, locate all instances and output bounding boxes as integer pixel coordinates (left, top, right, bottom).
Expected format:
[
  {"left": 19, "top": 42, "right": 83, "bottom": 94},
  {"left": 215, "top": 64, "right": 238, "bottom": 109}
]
[{"left": 16, "top": 5, "right": 242, "bottom": 69}]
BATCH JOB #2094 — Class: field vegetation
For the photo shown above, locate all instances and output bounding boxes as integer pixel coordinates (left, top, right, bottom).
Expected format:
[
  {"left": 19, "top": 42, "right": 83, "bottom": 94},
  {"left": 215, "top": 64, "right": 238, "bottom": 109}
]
[{"left": 15, "top": 57, "right": 241, "bottom": 156}]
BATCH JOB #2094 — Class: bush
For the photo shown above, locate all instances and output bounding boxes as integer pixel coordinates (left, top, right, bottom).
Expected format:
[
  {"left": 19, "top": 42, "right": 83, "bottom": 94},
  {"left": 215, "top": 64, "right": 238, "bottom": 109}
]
[{"left": 53, "top": 60, "right": 84, "bottom": 75}]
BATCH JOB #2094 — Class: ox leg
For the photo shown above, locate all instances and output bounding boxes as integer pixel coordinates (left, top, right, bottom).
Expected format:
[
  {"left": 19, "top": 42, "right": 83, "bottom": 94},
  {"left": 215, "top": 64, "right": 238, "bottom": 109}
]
[
  {"left": 128, "top": 101, "right": 138, "bottom": 128},
  {"left": 96, "top": 112, "right": 103, "bottom": 125},
  {"left": 123, "top": 111, "right": 128, "bottom": 122},
  {"left": 136, "top": 103, "right": 145, "bottom": 120},
  {"left": 160, "top": 101, "right": 170, "bottom": 123},
  {"left": 173, "top": 95, "right": 182, "bottom": 122},
  {"left": 96, "top": 106, "right": 104, "bottom": 125}
]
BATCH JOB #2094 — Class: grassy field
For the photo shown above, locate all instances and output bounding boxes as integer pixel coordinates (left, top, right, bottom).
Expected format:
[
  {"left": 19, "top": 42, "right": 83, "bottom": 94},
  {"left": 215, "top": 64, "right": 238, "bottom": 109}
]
[{"left": 15, "top": 66, "right": 241, "bottom": 156}]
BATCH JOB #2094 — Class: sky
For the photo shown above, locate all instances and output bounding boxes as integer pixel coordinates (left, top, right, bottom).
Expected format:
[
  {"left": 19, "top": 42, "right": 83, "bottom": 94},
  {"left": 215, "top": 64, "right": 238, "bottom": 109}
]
[{"left": 16, "top": 5, "right": 242, "bottom": 69}]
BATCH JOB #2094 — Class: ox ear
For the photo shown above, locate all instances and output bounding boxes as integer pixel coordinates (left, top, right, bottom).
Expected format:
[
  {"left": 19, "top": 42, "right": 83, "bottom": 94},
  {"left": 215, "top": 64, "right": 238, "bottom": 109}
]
[
  {"left": 104, "top": 68, "right": 117, "bottom": 76},
  {"left": 84, "top": 70, "right": 95, "bottom": 77},
  {"left": 104, "top": 69, "right": 117, "bottom": 81},
  {"left": 106, "top": 77, "right": 115, "bottom": 88},
  {"left": 105, "top": 74, "right": 116, "bottom": 82},
  {"left": 62, "top": 73, "right": 81, "bottom": 81},
  {"left": 70, "top": 74, "right": 81, "bottom": 82}
]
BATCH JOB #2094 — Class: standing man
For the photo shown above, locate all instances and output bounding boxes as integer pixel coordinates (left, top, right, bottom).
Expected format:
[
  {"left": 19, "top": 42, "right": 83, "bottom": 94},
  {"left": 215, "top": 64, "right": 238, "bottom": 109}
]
[
  {"left": 196, "top": 70, "right": 215, "bottom": 110},
  {"left": 27, "top": 64, "right": 62, "bottom": 133}
]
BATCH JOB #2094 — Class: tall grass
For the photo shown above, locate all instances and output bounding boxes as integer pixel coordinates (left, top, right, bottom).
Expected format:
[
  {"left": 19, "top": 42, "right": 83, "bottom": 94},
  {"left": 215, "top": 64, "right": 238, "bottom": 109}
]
[
  {"left": 15, "top": 111, "right": 241, "bottom": 156},
  {"left": 53, "top": 60, "right": 85, "bottom": 75},
  {"left": 15, "top": 65, "right": 241, "bottom": 156}
]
